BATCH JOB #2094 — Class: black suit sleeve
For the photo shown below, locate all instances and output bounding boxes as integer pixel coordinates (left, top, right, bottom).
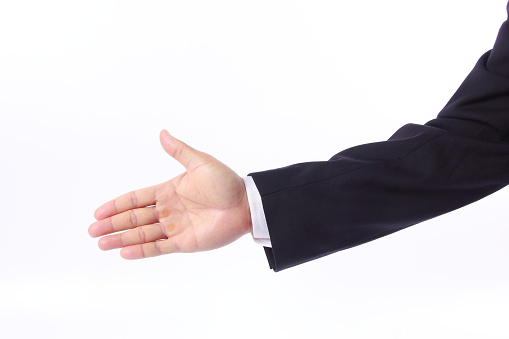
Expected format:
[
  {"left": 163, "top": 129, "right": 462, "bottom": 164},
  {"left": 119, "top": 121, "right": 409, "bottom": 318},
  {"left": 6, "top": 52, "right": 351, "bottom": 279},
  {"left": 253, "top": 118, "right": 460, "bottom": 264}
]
[{"left": 249, "top": 3, "right": 509, "bottom": 272}]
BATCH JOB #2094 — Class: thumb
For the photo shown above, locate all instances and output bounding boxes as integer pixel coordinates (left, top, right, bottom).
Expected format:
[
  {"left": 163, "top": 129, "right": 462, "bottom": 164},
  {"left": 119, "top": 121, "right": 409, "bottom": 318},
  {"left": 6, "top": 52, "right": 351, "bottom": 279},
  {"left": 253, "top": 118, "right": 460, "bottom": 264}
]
[{"left": 159, "top": 129, "right": 204, "bottom": 169}]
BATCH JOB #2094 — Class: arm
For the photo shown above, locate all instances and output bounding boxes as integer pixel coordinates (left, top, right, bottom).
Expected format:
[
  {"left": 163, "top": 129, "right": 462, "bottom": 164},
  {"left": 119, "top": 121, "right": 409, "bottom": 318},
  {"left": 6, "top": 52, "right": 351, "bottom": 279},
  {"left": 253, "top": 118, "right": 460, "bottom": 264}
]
[
  {"left": 90, "top": 3, "right": 509, "bottom": 271},
  {"left": 249, "top": 3, "right": 509, "bottom": 271}
]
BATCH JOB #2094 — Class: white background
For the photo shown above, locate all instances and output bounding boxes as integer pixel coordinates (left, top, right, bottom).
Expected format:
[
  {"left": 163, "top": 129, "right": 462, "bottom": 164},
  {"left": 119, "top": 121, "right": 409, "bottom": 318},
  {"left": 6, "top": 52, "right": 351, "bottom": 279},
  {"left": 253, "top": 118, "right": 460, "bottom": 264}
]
[{"left": 1, "top": 0, "right": 509, "bottom": 338}]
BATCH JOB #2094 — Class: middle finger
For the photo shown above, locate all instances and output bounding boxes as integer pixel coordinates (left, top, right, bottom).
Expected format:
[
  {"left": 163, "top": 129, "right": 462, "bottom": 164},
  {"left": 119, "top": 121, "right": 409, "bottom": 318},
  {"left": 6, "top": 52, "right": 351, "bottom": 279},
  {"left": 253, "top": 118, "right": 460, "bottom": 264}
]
[{"left": 89, "top": 207, "right": 158, "bottom": 237}]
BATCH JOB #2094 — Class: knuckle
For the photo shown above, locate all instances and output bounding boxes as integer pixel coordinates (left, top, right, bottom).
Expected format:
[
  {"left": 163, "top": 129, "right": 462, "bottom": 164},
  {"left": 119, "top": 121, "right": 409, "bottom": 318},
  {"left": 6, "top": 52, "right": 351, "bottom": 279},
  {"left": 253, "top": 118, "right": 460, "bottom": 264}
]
[
  {"left": 130, "top": 191, "right": 138, "bottom": 208},
  {"left": 112, "top": 199, "right": 119, "bottom": 214},
  {"left": 175, "top": 143, "right": 184, "bottom": 159},
  {"left": 129, "top": 210, "right": 138, "bottom": 227},
  {"left": 154, "top": 241, "right": 163, "bottom": 255},
  {"left": 118, "top": 233, "right": 125, "bottom": 247},
  {"left": 137, "top": 227, "right": 146, "bottom": 243}
]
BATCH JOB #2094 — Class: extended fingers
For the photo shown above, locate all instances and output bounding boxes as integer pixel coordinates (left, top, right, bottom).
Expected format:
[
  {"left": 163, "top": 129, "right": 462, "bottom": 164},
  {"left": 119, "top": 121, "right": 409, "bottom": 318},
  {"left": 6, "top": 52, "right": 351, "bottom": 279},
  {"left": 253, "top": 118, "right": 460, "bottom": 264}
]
[
  {"left": 120, "top": 238, "right": 180, "bottom": 259},
  {"left": 98, "top": 224, "right": 166, "bottom": 251},
  {"left": 94, "top": 186, "right": 157, "bottom": 220},
  {"left": 89, "top": 207, "right": 158, "bottom": 237}
]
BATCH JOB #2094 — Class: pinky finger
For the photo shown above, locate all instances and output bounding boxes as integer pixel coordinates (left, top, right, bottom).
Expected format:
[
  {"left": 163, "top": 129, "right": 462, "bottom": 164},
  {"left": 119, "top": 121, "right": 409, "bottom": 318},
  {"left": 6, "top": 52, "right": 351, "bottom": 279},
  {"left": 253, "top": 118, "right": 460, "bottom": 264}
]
[{"left": 120, "top": 238, "right": 180, "bottom": 259}]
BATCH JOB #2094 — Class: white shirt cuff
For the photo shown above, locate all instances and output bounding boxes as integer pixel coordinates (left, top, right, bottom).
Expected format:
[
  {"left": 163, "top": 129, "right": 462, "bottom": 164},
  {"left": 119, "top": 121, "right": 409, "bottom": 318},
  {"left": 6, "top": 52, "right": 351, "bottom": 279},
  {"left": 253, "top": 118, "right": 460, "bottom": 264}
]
[{"left": 242, "top": 176, "right": 272, "bottom": 247}]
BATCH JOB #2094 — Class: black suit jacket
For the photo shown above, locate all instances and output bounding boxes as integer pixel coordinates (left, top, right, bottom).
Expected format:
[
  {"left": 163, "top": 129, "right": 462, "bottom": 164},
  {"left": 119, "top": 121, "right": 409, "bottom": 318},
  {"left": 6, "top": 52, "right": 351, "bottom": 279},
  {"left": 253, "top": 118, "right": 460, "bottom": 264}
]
[{"left": 250, "top": 3, "right": 509, "bottom": 272}]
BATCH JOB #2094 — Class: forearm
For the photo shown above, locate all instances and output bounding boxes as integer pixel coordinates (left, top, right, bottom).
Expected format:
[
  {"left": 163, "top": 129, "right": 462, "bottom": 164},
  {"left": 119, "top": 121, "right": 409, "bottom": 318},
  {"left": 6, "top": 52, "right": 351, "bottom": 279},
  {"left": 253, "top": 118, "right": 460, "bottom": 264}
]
[{"left": 250, "top": 2, "right": 509, "bottom": 271}]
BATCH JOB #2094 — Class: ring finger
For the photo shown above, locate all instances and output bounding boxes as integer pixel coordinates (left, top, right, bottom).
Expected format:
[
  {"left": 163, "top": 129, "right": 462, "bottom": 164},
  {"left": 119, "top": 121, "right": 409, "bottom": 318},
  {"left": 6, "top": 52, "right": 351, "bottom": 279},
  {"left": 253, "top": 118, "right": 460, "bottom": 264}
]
[{"left": 98, "top": 223, "right": 166, "bottom": 250}]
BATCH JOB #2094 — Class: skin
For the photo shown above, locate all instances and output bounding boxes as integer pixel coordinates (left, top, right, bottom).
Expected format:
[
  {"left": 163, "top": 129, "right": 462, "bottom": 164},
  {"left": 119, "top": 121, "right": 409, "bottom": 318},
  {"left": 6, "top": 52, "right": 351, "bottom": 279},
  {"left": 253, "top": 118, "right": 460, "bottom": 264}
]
[{"left": 88, "top": 130, "right": 253, "bottom": 259}]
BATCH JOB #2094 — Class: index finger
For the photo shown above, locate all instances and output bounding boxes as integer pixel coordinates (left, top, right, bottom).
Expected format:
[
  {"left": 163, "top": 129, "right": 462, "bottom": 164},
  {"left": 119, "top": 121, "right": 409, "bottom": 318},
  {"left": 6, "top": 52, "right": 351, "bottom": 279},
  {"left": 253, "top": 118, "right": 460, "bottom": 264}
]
[{"left": 94, "top": 185, "right": 156, "bottom": 220}]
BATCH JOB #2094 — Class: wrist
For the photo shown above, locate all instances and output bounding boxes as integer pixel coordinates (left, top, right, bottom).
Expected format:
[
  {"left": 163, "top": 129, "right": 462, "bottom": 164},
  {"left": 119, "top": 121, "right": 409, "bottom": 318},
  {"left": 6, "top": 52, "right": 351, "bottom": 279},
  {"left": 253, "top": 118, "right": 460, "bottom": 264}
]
[{"left": 240, "top": 180, "right": 253, "bottom": 236}]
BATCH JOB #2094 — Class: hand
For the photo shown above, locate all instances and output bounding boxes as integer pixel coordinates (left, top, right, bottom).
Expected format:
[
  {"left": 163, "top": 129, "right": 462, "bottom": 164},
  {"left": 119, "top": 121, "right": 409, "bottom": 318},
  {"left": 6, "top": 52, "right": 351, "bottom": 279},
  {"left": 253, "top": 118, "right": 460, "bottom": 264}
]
[{"left": 89, "top": 130, "right": 252, "bottom": 259}]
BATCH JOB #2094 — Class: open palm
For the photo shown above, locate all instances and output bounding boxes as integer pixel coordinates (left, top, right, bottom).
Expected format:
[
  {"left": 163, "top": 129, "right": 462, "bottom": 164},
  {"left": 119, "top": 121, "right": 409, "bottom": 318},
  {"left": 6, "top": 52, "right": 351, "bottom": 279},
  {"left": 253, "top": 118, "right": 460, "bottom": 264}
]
[{"left": 89, "top": 130, "right": 252, "bottom": 259}]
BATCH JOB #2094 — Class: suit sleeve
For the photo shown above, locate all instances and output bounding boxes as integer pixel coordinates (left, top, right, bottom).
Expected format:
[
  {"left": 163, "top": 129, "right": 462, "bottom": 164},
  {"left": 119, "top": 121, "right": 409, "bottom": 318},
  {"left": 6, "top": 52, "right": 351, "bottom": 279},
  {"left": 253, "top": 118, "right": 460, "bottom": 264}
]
[{"left": 249, "top": 3, "right": 509, "bottom": 272}]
